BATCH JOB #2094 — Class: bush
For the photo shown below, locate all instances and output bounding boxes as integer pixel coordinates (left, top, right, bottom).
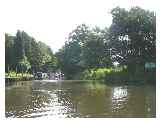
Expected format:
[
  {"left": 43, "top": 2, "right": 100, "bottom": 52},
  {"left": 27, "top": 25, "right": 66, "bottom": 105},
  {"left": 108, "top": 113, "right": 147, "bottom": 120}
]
[{"left": 80, "top": 66, "right": 128, "bottom": 82}]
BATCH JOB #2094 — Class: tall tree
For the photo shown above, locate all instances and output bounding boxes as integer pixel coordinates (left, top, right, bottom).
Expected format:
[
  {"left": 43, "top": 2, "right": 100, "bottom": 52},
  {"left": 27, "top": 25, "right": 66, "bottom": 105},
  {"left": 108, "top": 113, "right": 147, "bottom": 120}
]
[
  {"left": 56, "top": 24, "right": 90, "bottom": 79},
  {"left": 56, "top": 24, "right": 112, "bottom": 78},
  {"left": 5, "top": 33, "right": 15, "bottom": 72},
  {"left": 82, "top": 27, "right": 112, "bottom": 69},
  {"left": 109, "top": 7, "right": 156, "bottom": 72},
  {"left": 14, "top": 30, "right": 25, "bottom": 64},
  {"left": 5, "top": 30, "right": 58, "bottom": 73}
]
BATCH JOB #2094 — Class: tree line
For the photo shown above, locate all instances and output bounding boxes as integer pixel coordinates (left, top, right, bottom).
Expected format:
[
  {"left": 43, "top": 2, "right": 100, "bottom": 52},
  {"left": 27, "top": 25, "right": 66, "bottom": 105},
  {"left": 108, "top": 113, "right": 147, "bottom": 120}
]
[
  {"left": 55, "top": 7, "right": 156, "bottom": 79},
  {"left": 5, "top": 7, "right": 156, "bottom": 80},
  {"left": 5, "top": 30, "right": 58, "bottom": 74}
]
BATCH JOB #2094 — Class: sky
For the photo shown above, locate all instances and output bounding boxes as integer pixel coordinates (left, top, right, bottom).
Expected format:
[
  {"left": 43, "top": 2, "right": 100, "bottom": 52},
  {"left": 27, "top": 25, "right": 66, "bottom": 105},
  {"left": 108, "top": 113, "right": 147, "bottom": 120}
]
[{"left": 0, "top": 0, "right": 158, "bottom": 53}]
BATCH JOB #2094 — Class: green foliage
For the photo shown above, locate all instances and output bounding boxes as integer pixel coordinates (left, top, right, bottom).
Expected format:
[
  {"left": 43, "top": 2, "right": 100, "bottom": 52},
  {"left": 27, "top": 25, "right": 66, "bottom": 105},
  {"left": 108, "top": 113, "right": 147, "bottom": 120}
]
[
  {"left": 5, "top": 6, "right": 156, "bottom": 83},
  {"left": 82, "top": 67, "right": 126, "bottom": 81},
  {"left": 109, "top": 7, "right": 156, "bottom": 73},
  {"left": 5, "top": 71, "right": 33, "bottom": 78},
  {"left": 80, "top": 65, "right": 154, "bottom": 83},
  {"left": 18, "top": 56, "right": 31, "bottom": 73},
  {"left": 14, "top": 30, "right": 25, "bottom": 63},
  {"left": 55, "top": 24, "right": 90, "bottom": 79},
  {"left": 56, "top": 24, "right": 112, "bottom": 79},
  {"left": 56, "top": 7, "right": 156, "bottom": 79},
  {"left": 42, "top": 56, "right": 58, "bottom": 72},
  {"left": 82, "top": 29, "right": 112, "bottom": 69},
  {"left": 5, "top": 30, "right": 58, "bottom": 73},
  {"left": 5, "top": 33, "right": 15, "bottom": 72}
]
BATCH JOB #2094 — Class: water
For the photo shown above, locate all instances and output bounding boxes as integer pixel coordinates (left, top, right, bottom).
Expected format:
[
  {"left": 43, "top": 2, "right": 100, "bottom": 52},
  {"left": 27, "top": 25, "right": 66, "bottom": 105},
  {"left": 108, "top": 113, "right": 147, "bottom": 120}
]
[{"left": 5, "top": 80, "right": 156, "bottom": 118}]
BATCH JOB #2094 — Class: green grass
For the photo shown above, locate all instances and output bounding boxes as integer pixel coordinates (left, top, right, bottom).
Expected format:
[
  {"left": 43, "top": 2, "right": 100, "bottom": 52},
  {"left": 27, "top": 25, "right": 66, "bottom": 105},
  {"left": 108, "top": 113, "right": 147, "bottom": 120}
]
[{"left": 5, "top": 71, "right": 33, "bottom": 78}]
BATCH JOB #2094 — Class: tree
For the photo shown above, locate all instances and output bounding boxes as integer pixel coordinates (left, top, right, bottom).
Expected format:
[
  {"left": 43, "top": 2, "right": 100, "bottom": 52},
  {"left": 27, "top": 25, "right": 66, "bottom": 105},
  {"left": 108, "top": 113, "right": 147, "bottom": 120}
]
[
  {"left": 5, "top": 33, "right": 15, "bottom": 72},
  {"left": 38, "top": 42, "right": 52, "bottom": 65},
  {"left": 56, "top": 24, "right": 113, "bottom": 79},
  {"left": 18, "top": 55, "right": 31, "bottom": 74},
  {"left": 82, "top": 27, "right": 112, "bottom": 69},
  {"left": 56, "top": 24, "right": 90, "bottom": 79},
  {"left": 5, "top": 30, "right": 58, "bottom": 74},
  {"left": 42, "top": 56, "right": 58, "bottom": 73},
  {"left": 26, "top": 40, "right": 44, "bottom": 72},
  {"left": 14, "top": 30, "right": 25, "bottom": 66},
  {"left": 109, "top": 7, "right": 156, "bottom": 72}
]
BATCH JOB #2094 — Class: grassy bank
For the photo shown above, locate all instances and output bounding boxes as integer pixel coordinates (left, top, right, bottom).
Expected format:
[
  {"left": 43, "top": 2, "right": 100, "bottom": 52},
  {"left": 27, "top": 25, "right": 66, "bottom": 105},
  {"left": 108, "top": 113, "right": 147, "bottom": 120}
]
[
  {"left": 72, "top": 66, "right": 155, "bottom": 84},
  {"left": 5, "top": 71, "right": 34, "bottom": 81}
]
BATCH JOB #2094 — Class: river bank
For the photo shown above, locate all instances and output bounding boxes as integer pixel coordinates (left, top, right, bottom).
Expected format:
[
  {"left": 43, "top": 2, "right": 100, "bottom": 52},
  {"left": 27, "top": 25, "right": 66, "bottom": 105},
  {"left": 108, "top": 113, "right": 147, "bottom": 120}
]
[
  {"left": 5, "top": 72, "right": 34, "bottom": 82},
  {"left": 70, "top": 67, "right": 156, "bottom": 84}
]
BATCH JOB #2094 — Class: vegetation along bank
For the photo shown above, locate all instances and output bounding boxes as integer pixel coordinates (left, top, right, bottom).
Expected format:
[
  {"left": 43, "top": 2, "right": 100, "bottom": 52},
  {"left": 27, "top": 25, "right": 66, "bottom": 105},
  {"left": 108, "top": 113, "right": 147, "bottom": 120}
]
[{"left": 5, "top": 7, "right": 156, "bottom": 83}]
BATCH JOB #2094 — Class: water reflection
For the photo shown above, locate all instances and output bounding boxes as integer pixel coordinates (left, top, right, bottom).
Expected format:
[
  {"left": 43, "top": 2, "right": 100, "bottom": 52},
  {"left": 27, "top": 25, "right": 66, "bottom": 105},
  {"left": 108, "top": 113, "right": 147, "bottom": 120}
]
[
  {"left": 5, "top": 80, "right": 156, "bottom": 118},
  {"left": 21, "top": 90, "right": 72, "bottom": 118},
  {"left": 111, "top": 86, "right": 129, "bottom": 117},
  {"left": 112, "top": 86, "right": 128, "bottom": 99}
]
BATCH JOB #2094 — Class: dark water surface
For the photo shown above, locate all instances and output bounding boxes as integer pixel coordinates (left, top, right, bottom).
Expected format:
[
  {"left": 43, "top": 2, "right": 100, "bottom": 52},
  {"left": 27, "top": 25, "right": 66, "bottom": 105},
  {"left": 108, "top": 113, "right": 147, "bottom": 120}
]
[{"left": 5, "top": 80, "right": 156, "bottom": 118}]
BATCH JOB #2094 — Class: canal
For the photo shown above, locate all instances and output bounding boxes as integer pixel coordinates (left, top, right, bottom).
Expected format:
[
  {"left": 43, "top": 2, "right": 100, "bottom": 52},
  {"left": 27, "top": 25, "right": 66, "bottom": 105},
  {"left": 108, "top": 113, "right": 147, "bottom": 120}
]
[{"left": 5, "top": 80, "right": 156, "bottom": 118}]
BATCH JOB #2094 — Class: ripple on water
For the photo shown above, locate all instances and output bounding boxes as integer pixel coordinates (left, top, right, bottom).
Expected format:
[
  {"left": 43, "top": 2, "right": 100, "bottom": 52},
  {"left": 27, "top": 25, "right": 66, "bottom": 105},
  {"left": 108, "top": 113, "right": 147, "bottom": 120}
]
[
  {"left": 111, "top": 86, "right": 128, "bottom": 113},
  {"left": 15, "top": 89, "right": 75, "bottom": 118},
  {"left": 6, "top": 81, "right": 156, "bottom": 118}
]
